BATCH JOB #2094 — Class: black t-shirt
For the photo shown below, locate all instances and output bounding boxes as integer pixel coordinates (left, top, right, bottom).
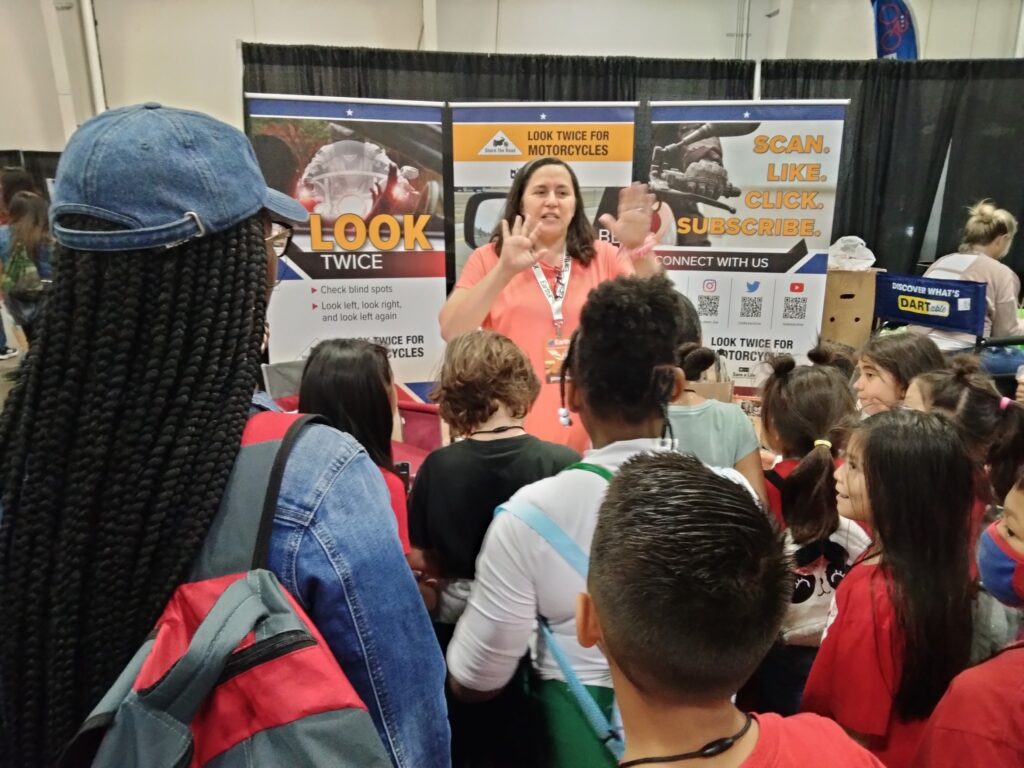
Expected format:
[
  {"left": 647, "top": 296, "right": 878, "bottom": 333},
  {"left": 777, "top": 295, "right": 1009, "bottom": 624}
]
[{"left": 409, "top": 434, "right": 579, "bottom": 579}]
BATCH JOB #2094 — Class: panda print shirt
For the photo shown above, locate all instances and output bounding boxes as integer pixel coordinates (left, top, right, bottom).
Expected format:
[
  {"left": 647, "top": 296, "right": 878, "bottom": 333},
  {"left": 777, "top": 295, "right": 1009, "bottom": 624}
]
[{"left": 782, "top": 517, "right": 871, "bottom": 647}]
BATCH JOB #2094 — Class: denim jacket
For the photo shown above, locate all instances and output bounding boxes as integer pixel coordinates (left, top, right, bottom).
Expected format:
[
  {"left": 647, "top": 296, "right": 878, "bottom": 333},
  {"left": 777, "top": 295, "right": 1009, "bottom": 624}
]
[{"left": 254, "top": 393, "right": 450, "bottom": 767}]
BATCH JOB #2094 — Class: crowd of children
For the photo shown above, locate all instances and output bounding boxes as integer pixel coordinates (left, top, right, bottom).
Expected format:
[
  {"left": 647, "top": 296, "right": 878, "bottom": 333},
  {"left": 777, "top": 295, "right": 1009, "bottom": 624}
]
[{"left": 3, "top": 104, "right": 1023, "bottom": 768}]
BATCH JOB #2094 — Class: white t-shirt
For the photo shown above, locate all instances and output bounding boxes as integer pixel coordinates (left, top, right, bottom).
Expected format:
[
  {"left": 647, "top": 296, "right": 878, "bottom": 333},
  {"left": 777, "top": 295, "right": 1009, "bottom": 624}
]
[
  {"left": 782, "top": 518, "right": 871, "bottom": 647},
  {"left": 446, "top": 438, "right": 751, "bottom": 692}
]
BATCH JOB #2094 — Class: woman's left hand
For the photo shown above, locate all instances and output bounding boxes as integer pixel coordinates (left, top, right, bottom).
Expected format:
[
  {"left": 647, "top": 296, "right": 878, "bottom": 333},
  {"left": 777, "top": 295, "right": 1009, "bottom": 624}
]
[{"left": 599, "top": 182, "right": 657, "bottom": 251}]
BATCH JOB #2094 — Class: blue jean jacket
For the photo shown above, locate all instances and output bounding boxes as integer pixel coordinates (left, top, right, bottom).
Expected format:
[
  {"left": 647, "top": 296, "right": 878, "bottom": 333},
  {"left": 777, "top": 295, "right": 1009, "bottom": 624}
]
[{"left": 254, "top": 394, "right": 450, "bottom": 767}]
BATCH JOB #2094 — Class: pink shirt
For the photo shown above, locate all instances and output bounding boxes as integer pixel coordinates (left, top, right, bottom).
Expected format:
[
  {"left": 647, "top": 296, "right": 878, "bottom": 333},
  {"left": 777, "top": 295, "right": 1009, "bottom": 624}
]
[{"left": 456, "top": 240, "right": 632, "bottom": 452}]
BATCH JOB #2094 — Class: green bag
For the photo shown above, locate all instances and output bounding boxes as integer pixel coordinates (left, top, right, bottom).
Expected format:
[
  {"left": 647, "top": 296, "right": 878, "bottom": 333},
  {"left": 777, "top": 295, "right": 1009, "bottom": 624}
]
[{"left": 4, "top": 242, "right": 44, "bottom": 299}]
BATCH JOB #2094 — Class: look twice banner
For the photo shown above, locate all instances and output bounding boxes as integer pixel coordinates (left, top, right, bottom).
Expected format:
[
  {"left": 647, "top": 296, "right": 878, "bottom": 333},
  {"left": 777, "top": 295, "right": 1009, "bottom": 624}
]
[
  {"left": 245, "top": 94, "right": 447, "bottom": 400},
  {"left": 648, "top": 100, "right": 848, "bottom": 389},
  {"left": 450, "top": 101, "right": 637, "bottom": 277}
]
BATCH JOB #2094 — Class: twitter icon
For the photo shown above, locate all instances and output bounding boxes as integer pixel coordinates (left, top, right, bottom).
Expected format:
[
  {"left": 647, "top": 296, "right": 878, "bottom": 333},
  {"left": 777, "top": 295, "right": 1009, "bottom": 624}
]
[{"left": 745, "top": 281, "right": 760, "bottom": 293}]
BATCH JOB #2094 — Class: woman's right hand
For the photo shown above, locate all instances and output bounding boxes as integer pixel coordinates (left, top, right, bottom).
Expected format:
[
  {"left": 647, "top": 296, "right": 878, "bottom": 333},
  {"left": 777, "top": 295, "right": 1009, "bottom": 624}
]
[{"left": 497, "top": 216, "right": 545, "bottom": 278}]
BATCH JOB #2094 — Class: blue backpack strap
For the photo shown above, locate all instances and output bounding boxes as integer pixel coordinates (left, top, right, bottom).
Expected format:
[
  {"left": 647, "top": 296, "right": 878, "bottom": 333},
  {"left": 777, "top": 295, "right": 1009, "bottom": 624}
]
[
  {"left": 538, "top": 619, "right": 623, "bottom": 759},
  {"left": 502, "top": 501, "right": 589, "bottom": 580},
  {"left": 499, "top": 499, "right": 623, "bottom": 759}
]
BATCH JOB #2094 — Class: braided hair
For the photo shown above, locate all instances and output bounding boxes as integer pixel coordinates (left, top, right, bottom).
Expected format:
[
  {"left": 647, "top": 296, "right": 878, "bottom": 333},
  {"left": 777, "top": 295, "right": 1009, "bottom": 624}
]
[
  {"left": 0, "top": 214, "right": 268, "bottom": 765},
  {"left": 559, "top": 275, "right": 684, "bottom": 436}
]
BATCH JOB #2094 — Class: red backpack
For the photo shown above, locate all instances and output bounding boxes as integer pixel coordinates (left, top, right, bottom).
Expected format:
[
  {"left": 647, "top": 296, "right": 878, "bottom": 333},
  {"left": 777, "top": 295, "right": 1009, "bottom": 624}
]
[{"left": 59, "top": 411, "right": 392, "bottom": 767}]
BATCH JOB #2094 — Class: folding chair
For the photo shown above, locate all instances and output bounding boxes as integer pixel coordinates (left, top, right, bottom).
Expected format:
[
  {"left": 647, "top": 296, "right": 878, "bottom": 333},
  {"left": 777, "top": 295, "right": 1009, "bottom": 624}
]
[{"left": 873, "top": 273, "right": 1024, "bottom": 396}]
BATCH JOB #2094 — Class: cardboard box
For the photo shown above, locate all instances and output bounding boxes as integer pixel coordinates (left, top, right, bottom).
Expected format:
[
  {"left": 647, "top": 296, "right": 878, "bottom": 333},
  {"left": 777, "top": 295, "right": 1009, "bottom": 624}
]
[{"left": 820, "top": 269, "right": 880, "bottom": 350}]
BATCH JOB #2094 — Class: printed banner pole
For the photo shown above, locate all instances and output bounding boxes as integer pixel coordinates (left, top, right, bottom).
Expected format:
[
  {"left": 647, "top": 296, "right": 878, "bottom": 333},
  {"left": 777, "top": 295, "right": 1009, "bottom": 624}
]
[
  {"left": 649, "top": 99, "right": 848, "bottom": 391},
  {"left": 245, "top": 93, "right": 447, "bottom": 402}
]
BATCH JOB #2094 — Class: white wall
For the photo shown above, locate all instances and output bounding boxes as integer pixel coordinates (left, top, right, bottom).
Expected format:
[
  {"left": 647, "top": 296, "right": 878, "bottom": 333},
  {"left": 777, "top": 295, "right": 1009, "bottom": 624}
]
[
  {"left": 0, "top": 0, "right": 67, "bottom": 151},
  {"left": 1, "top": 0, "right": 1022, "bottom": 152},
  {"left": 438, "top": 0, "right": 740, "bottom": 59},
  {"left": 93, "top": 0, "right": 423, "bottom": 129}
]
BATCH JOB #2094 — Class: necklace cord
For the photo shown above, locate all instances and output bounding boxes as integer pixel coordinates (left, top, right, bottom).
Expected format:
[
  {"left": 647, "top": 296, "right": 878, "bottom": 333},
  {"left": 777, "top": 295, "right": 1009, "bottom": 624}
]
[{"left": 618, "top": 713, "right": 753, "bottom": 767}]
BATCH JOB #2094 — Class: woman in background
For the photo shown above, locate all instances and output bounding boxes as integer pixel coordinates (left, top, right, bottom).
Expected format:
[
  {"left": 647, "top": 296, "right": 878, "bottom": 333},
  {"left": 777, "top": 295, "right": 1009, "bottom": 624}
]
[{"left": 299, "top": 338, "right": 410, "bottom": 552}]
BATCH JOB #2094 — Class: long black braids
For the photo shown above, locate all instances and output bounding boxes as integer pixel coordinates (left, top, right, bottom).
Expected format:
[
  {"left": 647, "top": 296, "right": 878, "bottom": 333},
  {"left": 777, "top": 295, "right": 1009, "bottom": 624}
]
[
  {"left": 558, "top": 275, "right": 685, "bottom": 437},
  {"left": 0, "top": 214, "right": 268, "bottom": 766}
]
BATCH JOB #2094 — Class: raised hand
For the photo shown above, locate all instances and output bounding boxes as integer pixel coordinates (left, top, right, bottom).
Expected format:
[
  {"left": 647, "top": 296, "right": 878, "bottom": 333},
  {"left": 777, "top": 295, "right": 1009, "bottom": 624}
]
[
  {"left": 598, "top": 182, "right": 657, "bottom": 251},
  {"left": 498, "top": 216, "right": 547, "bottom": 277}
]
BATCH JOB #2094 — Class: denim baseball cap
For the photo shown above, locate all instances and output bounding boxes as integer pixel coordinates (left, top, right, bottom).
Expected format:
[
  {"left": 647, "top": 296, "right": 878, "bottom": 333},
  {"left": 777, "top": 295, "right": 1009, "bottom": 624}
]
[{"left": 52, "top": 103, "right": 308, "bottom": 252}]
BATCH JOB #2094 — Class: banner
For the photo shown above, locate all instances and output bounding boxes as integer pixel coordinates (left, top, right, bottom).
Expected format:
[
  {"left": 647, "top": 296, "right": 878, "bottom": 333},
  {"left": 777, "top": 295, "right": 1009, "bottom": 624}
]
[
  {"left": 245, "top": 94, "right": 447, "bottom": 400},
  {"left": 874, "top": 273, "right": 985, "bottom": 336},
  {"left": 450, "top": 102, "right": 637, "bottom": 276},
  {"left": 649, "top": 100, "right": 847, "bottom": 389},
  {"left": 872, "top": 0, "right": 918, "bottom": 60}
]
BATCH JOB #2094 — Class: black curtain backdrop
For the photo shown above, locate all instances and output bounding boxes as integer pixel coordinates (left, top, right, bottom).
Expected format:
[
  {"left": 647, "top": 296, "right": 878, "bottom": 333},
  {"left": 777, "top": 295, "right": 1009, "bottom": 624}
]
[
  {"left": 761, "top": 60, "right": 967, "bottom": 275},
  {"left": 242, "top": 45, "right": 754, "bottom": 182},
  {"left": 0, "top": 151, "right": 61, "bottom": 201},
  {"left": 938, "top": 60, "right": 1024, "bottom": 278}
]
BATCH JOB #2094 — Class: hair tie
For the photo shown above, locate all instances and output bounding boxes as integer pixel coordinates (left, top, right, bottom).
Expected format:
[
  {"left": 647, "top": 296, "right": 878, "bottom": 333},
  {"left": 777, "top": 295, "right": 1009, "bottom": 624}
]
[
  {"left": 814, "top": 439, "right": 832, "bottom": 449},
  {"left": 1000, "top": 396, "right": 1012, "bottom": 411}
]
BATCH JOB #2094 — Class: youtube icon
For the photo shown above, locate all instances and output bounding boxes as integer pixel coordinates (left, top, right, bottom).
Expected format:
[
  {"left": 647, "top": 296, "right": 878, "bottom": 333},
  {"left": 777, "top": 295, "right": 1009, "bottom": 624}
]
[{"left": 789, "top": 282, "right": 805, "bottom": 293}]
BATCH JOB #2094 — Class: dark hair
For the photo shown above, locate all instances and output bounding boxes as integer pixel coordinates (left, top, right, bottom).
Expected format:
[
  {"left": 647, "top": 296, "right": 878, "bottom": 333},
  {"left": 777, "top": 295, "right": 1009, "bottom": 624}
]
[
  {"left": 760, "top": 350, "right": 858, "bottom": 544},
  {"left": 0, "top": 167, "right": 37, "bottom": 211},
  {"left": 8, "top": 191, "right": 50, "bottom": 267},
  {"left": 298, "top": 338, "right": 395, "bottom": 472},
  {"left": 809, "top": 338, "right": 856, "bottom": 380},
  {"left": 856, "top": 410, "right": 974, "bottom": 720},
  {"left": 0, "top": 214, "right": 268, "bottom": 764},
  {"left": 675, "top": 342, "right": 717, "bottom": 381},
  {"left": 590, "top": 452, "right": 790, "bottom": 700},
  {"left": 858, "top": 333, "right": 945, "bottom": 397},
  {"left": 252, "top": 134, "right": 299, "bottom": 196},
  {"left": 913, "top": 355, "right": 1024, "bottom": 501},
  {"left": 677, "top": 292, "right": 702, "bottom": 346},
  {"left": 561, "top": 275, "right": 683, "bottom": 429},
  {"left": 431, "top": 330, "right": 540, "bottom": 436},
  {"left": 491, "top": 158, "right": 597, "bottom": 265}
]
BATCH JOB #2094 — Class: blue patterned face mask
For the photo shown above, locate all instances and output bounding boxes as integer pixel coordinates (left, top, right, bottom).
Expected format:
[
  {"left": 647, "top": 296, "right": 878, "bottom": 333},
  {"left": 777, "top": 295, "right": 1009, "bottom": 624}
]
[{"left": 978, "top": 522, "right": 1024, "bottom": 608}]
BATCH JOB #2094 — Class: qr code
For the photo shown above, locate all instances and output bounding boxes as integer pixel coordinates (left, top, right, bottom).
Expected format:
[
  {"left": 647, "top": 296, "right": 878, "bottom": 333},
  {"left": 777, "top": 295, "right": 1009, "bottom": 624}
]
[
  {"left": 697, "top": 295, "right": 720, "bottom": 318},
  {"left": 740, "top": 296, "right": 763, "bottom": 319},
  {"left": 783, "top": 296, "right": 808, "bottom": 320}
]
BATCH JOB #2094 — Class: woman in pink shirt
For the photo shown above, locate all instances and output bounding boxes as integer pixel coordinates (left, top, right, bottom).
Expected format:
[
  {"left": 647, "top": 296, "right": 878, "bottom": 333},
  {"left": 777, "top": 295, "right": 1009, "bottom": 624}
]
[{"left": 439, "top": 158, "right": 661, "bottom": 452}]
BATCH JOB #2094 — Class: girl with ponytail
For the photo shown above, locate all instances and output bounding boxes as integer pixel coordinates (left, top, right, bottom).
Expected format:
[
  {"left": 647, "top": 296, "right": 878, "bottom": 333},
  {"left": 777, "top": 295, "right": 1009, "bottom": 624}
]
[
  {"left": 741, "top": 344, "right": 870, "bottom": 716},
  {"left": 668, "top": 341, "right": 766, "bottom": 502}
]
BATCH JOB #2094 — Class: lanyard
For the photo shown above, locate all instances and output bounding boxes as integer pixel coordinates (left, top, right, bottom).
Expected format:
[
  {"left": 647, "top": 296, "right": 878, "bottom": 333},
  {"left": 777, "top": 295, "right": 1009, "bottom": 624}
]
[{"left": 531, "top": 250, "right": 572, "bottom": 337}]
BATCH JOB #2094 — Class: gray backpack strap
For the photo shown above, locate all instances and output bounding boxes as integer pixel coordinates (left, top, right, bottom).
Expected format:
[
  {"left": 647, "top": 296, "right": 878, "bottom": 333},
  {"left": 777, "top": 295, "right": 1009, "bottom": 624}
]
[{"left": 190, "top": 413, "right": 325, "bottom": 580}]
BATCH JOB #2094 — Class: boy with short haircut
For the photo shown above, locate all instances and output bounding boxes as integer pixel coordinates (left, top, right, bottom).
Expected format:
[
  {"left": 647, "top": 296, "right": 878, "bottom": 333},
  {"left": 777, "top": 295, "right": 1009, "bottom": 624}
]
[{"left": 577, "top": 452, "right": 884, "bottom": 767}]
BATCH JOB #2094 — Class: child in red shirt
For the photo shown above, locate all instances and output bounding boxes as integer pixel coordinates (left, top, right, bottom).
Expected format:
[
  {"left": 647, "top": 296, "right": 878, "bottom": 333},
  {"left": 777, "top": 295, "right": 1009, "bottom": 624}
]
[
  {"left": 577, "top": 451, "right": 883, "bottom": 767},
  {"left": 748, "top": 349, "right": 869, "bottom": 716},
  {"left": 802, "top": 410, "right": 975, "bottom": 768},
  {"left": 913, "top": 476, "right": 1024, "bottom": 766}
]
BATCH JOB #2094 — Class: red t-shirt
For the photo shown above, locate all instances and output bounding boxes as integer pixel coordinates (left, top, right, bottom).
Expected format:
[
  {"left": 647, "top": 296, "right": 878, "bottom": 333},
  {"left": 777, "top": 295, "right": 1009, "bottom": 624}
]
[
  {"left": 801, "top": 563, "right": 926, "bottom": 768},
  {"left": 764, "top": 458, "right": 799, "bottom": 528},
  {"left": 379, "top": 467, "right": 410, "bottom": 554},
  {"left": 742, "top": 712, "right": 885, "bottom": 766},
  {"left": 912, "top": 643, "right": 1024, "bottom": 767},
  {"left": 455, "top": 241, "right": 633, "bottom": 453}
]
